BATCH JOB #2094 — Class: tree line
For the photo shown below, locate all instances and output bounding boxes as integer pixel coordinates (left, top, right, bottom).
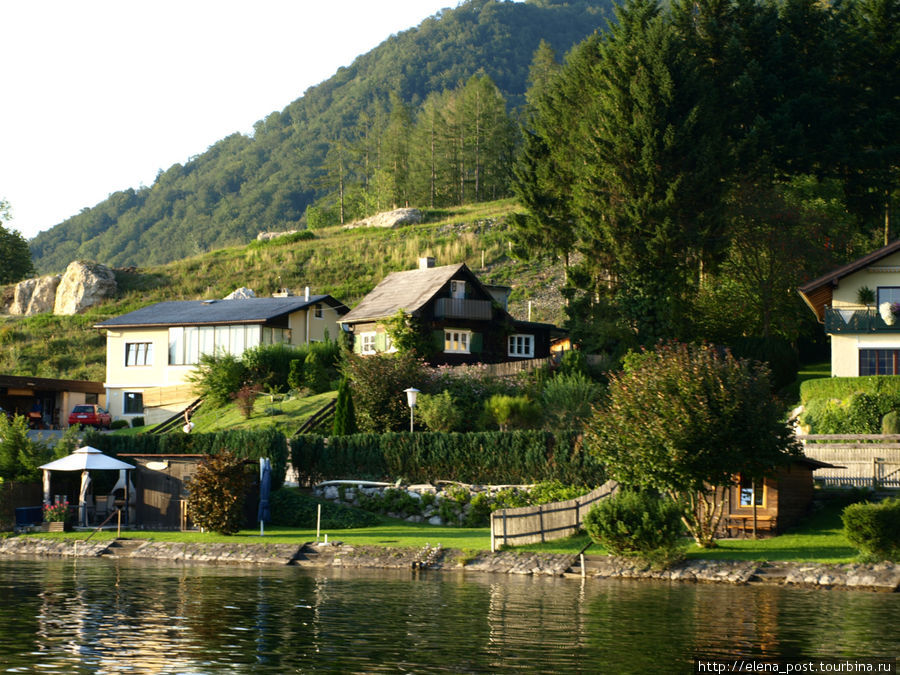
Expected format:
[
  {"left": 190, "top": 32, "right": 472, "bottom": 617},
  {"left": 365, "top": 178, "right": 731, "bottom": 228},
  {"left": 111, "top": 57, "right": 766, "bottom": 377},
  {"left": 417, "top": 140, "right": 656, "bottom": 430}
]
[{"left": 511, "top": 0, "right": 899, "bottom": 355}]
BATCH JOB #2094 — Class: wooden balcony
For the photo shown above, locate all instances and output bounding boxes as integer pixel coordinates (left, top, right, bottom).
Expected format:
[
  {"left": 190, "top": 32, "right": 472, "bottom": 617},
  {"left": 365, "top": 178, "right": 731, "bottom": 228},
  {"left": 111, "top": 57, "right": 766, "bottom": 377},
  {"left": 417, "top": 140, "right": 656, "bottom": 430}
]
[{"left": 433, "top": 297, "right": 492, "bottom": 321}]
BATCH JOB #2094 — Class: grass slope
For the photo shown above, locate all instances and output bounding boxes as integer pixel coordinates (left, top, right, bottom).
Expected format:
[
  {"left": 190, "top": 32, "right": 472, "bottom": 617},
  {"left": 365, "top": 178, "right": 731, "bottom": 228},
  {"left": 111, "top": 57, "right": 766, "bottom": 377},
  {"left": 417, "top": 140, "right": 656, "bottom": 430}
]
[{"left": 2, "top": 200, "right": 567, "bottom": 381}]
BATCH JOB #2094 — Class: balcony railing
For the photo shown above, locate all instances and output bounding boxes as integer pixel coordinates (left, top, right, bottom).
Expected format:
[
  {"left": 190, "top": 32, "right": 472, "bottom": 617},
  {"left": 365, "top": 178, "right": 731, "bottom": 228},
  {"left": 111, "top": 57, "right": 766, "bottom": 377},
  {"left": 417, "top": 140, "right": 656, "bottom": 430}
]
[
  {"left": 434, "top": 297, "right": 493, "bottom": 321},
  {"left": 824, "top": 307, "right": 900, "bottom": 333}
]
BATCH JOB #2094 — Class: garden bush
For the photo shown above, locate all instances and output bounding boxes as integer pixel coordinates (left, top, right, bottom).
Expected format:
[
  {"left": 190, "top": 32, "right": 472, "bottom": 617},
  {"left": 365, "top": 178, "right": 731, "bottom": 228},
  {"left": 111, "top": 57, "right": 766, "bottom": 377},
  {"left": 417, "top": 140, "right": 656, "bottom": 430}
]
[
  {"left": 130, "top": 416, "right": 145, "bottom": 428},
  {"left": 883, "top": 411, "right": 900, "bottom": 435},
  {"left": 186, "top": 451, "right": 253, "bottom": 535},
  {"left": 417, "top": 391, "right": 464, "bottom": 432},
  {"left": 484, "top": 394, "right": 540, "bottom": 430},
  {"left": 842, "top": 498, "right": 900, "bottom": 562},
  {"left": 110, "top": 420, "right": 130, "bottom": 430},
  {"left": 729, "top": 336, "right": 799, "bottom": 392},
  {"left": 583, "top": 490, "right": 685, "bottom": 568},
  {"left": 269, "top": 488, "right": 378, "bottom": 529},
  {"left": 541, "top": 371, "right": 601, "bottom": 431}
]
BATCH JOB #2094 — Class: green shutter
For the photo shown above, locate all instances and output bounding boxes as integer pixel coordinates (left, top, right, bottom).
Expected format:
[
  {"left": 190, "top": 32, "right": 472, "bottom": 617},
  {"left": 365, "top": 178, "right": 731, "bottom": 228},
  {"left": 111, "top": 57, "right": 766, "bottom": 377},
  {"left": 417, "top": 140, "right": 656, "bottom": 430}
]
[
  {"left": 470, "top": 332, "right": 483, "bottom": 353},
  {"left": 375, "top": 332, "right": 387, "bottom": 352},
  {"left": 432, "top": 329, "right": 445, "bottom": 351}
]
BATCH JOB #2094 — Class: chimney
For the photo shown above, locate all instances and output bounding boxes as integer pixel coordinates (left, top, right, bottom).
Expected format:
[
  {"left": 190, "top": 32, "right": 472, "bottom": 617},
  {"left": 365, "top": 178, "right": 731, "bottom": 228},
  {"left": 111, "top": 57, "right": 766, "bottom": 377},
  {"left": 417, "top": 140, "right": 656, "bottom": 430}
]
[
  {"left": 305, "top": 286, "right": 310, "bottom": 300},
  {"left": 418, "top": 256, "right": 435, "bottom": 270}
]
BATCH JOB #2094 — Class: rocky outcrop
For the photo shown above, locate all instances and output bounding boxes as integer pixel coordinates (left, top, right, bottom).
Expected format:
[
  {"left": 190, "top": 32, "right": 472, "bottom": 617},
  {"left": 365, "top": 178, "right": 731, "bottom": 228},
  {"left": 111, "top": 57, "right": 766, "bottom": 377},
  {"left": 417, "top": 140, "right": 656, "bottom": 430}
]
[
  {"left": 257, "top": 230, "right": 298, "bottom": 241},
  {"left": 343, "top": 208, "right": 422, "bottom": 230},
  {"left": 53, "top": 261, "right": 117, "bottom": 315},
  {"left": 9, "top": 275, "right": 61, "bottom": 315},
  {"left": 224, "top": 287, "right": 256, "bottom": 299}
]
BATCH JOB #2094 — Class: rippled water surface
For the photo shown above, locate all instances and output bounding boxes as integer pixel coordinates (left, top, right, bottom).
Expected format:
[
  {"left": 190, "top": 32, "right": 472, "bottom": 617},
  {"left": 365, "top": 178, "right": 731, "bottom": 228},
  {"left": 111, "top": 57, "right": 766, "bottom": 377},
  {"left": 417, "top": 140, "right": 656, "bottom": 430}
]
[{"left": 0, "top": 557, "right": 897, "bottom": 673}]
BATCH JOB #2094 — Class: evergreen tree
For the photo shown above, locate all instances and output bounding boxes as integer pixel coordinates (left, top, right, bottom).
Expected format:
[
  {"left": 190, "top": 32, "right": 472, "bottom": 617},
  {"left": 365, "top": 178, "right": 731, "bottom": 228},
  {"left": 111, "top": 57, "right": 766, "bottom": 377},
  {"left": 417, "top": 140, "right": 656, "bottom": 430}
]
[
  {"left": 332, "top": 376, "right": 358, "bottom": 436},
  {"left": 0, "top": 200, "right": 35, "bottom": 284}
]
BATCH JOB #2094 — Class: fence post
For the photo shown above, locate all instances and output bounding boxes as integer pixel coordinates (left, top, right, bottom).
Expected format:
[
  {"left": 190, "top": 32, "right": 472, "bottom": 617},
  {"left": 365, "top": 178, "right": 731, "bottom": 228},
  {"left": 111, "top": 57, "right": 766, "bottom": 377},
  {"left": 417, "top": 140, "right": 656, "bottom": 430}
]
[
  {"left": 539, "top": 504, "right": 545, "bottom": 543},
  {"left": 490, "top": 513, "right": 495, "bottom": 553}
]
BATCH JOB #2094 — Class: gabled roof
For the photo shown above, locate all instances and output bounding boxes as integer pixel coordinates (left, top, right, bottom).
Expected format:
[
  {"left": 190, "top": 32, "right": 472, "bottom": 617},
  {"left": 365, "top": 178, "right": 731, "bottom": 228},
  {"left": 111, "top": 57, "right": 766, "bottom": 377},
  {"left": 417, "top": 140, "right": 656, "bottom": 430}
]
[
  {"left": 798, "top": 239, "right": 900, "bottom": 322},
  {"left": 340, "top": 263, "right": 488, "bottom": 324},
  {"left": 95, "top": 296, "right": 348, "bottom": 329}
]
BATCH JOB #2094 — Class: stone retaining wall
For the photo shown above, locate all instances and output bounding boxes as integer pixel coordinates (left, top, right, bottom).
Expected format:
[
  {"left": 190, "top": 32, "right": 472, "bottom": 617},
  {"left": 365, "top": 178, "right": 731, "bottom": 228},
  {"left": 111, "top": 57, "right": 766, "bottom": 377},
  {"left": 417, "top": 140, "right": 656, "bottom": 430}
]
[{"left": 1, "top": 537, "right": 897, "bottom": 592}]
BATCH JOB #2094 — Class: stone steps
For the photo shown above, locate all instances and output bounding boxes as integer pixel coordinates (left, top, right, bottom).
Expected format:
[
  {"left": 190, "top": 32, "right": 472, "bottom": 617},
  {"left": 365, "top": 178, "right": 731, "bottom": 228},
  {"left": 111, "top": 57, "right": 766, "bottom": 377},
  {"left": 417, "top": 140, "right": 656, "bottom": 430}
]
[{"left": 100, "top": 538, "right": 148, "bottom": 558}]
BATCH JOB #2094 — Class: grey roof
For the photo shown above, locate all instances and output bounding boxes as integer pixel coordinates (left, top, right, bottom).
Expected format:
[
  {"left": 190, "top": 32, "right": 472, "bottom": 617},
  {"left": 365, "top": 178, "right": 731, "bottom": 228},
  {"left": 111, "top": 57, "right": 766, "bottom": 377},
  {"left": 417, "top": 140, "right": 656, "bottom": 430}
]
[
  {"left": 340, "top": 263, "right": 469, "bottom": 323},
  {"left": 95, "top": 296, "right": 347, "bottom": 328}
]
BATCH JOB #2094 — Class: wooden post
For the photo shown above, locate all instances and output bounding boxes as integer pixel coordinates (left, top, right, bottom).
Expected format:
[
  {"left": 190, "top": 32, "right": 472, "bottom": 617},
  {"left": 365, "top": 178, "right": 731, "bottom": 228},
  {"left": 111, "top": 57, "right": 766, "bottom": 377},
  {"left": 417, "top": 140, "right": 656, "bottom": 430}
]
[
  {"left": 539, "top": 504, "right": 545, "bottom": 543},
  {"left": 316, "top": 504, "right": 322, "bottom": 542},
  {"left": 116, "top": 508, "right": 121, "bottom": 538},
  {"left": 580, "top": 553, "right": 585, "bottom": 579},
  {"left": 490, "top": 513, "right": 495, "bottom": 553},
  {"left": 752, "top": 480, "right": 758, "bottom": 540}
]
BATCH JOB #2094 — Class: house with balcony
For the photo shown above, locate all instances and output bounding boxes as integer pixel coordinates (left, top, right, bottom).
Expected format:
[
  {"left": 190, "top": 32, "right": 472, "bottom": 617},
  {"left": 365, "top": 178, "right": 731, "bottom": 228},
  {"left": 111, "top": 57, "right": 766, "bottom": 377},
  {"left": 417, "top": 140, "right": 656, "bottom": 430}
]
[
  {"left": 798, "top": 239, "right": 900, "bottom": 376},
  {"left": 339, "top": 258, "right": 559, "bottom": 365},
  {"left": 94, "top": 291, "right": 348, "bottom": 425}
]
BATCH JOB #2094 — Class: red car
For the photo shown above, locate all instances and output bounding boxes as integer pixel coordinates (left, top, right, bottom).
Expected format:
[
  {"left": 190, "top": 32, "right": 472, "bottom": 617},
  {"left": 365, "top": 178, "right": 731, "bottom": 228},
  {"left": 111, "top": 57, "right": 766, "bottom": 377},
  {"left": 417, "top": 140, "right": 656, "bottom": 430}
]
[{"left": 68, "top": 404, "right": 112, "bottom": 429}]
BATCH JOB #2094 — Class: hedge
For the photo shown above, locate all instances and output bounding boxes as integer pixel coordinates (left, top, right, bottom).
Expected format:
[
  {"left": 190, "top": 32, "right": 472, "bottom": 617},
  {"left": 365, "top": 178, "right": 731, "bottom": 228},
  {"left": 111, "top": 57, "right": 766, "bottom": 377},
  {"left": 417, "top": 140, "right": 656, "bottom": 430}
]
[
  {"left": 83, "top": 428, "right": 289, "bottom": 489},
  {"left": 290, "top": 430, "right": 605, "bottom": 486},
  {"left": 800, "top": 375, "right": 900, "bottom": 404},
  {"left": 842, "top": 498, "right": 900, "bottom": 561}
]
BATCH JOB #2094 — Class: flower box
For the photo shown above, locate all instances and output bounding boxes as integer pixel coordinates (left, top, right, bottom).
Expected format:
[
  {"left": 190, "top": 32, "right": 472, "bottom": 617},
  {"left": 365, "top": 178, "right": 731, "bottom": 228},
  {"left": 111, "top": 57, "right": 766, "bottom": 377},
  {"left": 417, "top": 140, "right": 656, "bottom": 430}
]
[{"left": 41, "top": 521, "right": 66, "bottom": 532}]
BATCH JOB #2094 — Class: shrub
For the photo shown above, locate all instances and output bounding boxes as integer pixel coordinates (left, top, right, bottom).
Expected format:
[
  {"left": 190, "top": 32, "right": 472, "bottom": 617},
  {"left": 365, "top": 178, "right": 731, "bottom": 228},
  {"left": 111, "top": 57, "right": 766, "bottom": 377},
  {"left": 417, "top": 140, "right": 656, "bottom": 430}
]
[
  {"left": 583, "top": 490, "right": 685, "bottom": 568},
  {"left": 417, "top": 391, "right": 464, "bottom": 432},
  {"left": 242, "top": 343, "right": 298, "bottom": 392},
  {"left": 541, "top": 371, "right": 601, "bottom": 431},
  {"left": 110, "top": 420, "right": 130, "bottom": 430},
  {"left": 332, "top": 376, "right": 358, "bottom": 436},
  {"left": 287, "top": 358, "right": 304, "bottom": 391},
  {"left": 189, "top": 352, "right": 248, "bottom": 408},
  {"left": 269, "top": 488, "right": 378, "bottom": 529},
  {"left": 484, "top": 394, "right": 540, "bottom": 430},
  {"left": 842, "top": 498, "right": 900, "bottom": 562},
  {"left": 186, "top": 451, "right": 253, "bottom": 535},
  {"left": 232, "top": 384, "right": 261, "bottom": 419},
  {"left": 883, "top": 411, "right": 900, "bottom": 435},
  {"left": 303, "top": 349, "right": 331, "bottom": 394},
  {"left": 729, "top": 336, "right": 799, "bottom": 392},
  {"left": 342, "top": 351, "right": 430, "bottom": 432},
  {"left": 130, "top": 416, "right": 145, "bottom": 428}
]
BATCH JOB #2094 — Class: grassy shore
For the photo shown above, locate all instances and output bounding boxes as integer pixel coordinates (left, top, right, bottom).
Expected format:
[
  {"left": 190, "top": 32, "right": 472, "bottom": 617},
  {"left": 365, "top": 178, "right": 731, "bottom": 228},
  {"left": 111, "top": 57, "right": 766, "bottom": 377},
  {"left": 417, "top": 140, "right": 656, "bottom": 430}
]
[{"left": 19, "top": 492, "right": 862, "bottom": 564}]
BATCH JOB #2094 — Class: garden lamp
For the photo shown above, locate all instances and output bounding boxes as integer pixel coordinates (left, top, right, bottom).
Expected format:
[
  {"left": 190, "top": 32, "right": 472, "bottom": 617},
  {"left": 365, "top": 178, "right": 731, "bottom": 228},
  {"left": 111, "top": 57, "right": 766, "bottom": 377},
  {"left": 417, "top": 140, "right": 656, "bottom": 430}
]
[{"left": 404, "top": 387, "right": 420, "bottom": 433}]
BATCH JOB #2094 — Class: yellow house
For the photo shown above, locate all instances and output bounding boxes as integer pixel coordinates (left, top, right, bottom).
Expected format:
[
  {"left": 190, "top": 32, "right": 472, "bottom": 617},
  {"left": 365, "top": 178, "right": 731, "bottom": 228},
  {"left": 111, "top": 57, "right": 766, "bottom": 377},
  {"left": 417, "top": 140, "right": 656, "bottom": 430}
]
[
  {"left": 799, "top": 239, "right": 900, "bottom": 377},
  {"left": 94, "top": 293, "right": 348, "bottom": 425}
]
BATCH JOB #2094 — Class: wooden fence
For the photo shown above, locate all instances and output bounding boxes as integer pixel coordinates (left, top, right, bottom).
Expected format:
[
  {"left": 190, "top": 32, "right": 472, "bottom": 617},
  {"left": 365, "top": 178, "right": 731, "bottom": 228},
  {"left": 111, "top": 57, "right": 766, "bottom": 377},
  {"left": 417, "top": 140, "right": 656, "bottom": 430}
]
[
  {"left": 489, "top": 480, "right": 618, "bottom": 551},
  {"left": 798, "top": 434, "right": 900, "bottom": 488}
]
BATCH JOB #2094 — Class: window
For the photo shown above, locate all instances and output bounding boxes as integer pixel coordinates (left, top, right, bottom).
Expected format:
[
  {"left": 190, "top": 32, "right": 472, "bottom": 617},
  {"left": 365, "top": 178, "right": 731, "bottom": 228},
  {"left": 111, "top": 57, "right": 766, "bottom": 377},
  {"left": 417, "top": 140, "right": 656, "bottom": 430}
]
[
  {"left": 859, "top": 349, "right": 900, "bottom": 375},
  {"left": 738, "top": 475, "right": 764, "bottom": 507},
  {"left": 450, "top": 280, "right": 466, "bottom": 299},
  {"left": 508, "top": 334, "right": 534, "bottom": 358},
  {"left": 125, "top": 342, "right": 153, "bottom": 366},
  {"left": 123, "top": 392, "right": 143, "bottom": 415},
  {"left": 877, "top": 287, "right": 900, "bottom": 307},
  {"left": 169, "top": 325, "right": 265, "bottom": 365},
  {"left": 444, "top": 330, "right": 471, "bottom": 354},
  {"left": 360, "top": 332, "right": 377, "bottom": 355},
  {"left": 314, "top": 303, "right": 323, "bottom": 319}
]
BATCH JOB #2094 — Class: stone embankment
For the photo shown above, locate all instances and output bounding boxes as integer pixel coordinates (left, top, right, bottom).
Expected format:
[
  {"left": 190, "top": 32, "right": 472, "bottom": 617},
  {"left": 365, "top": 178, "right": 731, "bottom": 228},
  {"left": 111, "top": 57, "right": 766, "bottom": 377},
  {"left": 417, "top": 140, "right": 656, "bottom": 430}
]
[{"left": 1, "top": 537, "right": 897, "bottom": 592}]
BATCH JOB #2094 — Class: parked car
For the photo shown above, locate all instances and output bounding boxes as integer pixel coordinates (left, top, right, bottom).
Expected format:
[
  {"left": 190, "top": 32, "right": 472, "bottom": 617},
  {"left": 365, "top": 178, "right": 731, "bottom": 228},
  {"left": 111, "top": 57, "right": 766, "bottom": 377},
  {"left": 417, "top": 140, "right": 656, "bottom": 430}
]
[{"left": 68, "top": 404, "right": 112, "bottom": 429}]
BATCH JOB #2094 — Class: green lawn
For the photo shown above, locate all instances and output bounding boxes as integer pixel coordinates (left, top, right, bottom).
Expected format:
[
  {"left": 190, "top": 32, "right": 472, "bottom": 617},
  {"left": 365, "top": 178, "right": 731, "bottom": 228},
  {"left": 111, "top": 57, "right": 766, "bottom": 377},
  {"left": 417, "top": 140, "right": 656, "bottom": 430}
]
[{"left": 21, "top": 495, "right": 861, "bottom": 563}]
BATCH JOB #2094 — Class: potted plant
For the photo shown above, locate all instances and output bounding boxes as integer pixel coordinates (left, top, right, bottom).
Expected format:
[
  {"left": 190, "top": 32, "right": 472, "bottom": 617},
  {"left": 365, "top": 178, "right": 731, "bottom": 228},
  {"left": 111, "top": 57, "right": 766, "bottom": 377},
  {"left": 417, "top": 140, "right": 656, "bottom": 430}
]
[
  {"left": 42, "top": 500, "right": 69, "bottom": 531},
  {"left": 857, "top": 286, "right": 876, "bottom": 306}
]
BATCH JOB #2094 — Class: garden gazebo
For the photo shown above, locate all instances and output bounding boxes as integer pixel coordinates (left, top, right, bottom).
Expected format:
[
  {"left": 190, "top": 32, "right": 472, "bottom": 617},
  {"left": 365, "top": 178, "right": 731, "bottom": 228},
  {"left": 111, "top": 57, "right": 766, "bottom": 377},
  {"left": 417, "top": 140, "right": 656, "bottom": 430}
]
[{"left": 39, "top": 446, "right": 134, "bottom": 527}]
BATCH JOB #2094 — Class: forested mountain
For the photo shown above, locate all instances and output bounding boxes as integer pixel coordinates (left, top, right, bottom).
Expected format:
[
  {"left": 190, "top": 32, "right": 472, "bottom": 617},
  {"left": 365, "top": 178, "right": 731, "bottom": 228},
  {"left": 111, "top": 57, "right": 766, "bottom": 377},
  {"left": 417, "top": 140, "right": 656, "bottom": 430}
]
[{"left": 29, "top": 0, "right": 614, "bottom": 273}]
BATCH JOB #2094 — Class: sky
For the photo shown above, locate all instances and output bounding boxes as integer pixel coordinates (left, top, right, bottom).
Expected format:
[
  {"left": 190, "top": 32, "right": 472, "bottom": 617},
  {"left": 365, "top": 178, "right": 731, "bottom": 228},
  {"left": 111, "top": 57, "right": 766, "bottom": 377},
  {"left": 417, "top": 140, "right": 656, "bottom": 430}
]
[{"left": 0, "top": 0, "right": 455, "bottom": 240}]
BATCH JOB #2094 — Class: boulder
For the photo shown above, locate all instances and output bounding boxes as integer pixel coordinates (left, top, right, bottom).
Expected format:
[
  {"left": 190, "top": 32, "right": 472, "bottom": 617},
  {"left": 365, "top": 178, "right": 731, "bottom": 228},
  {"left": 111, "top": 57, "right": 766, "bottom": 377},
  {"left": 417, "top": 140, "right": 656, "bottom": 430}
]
[
  {"left": 9, "top": 275, "right": 61, "bottom": 315},
  {"left": 343, "top": 208, "right": 422, "bottom": 230},
  {"left": 224, "top": 287, "right": 256, "bottom": 299},
  {"left": 257, "top": 230, "right": 297, "bottom": 241},
  {"left": 53, "top": 261, "right": 117, "bottom": 315}
]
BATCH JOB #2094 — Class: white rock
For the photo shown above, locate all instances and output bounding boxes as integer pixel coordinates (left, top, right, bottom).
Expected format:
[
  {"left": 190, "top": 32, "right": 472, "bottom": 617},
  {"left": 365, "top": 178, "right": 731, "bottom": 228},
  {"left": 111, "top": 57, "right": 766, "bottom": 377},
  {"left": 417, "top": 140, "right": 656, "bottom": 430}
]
[
  {"left": 53, "top": 261, "right": 116, "bottom": 315},
  {"left": 224, "top": 287, "right": 256, "bottom": 299}
]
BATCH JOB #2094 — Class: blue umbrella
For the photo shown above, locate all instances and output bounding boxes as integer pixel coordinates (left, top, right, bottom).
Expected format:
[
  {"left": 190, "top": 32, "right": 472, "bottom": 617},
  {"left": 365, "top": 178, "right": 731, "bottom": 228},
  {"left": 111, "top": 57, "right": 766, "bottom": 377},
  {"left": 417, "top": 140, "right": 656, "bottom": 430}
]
[{"left": 258, "top": 458, "right": 271, "bottom": 536}]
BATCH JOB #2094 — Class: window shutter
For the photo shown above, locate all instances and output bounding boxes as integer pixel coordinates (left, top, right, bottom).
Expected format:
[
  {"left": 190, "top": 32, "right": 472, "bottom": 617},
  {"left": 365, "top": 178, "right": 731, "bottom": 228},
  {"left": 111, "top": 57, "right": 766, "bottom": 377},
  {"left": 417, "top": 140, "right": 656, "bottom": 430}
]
[
  {"left": 375, "top": 332, "right": 388, "bottom": 352},
  {"left": 470, "top": 332, "right": 483, "bottom": 353}
]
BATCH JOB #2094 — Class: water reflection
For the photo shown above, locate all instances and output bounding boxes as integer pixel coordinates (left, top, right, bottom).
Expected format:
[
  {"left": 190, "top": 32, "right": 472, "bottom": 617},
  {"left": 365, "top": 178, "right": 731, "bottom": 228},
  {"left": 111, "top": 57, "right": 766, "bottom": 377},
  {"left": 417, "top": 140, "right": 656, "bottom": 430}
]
[{"left": 0, "top": 558, "right": 896, "bottom": 673}]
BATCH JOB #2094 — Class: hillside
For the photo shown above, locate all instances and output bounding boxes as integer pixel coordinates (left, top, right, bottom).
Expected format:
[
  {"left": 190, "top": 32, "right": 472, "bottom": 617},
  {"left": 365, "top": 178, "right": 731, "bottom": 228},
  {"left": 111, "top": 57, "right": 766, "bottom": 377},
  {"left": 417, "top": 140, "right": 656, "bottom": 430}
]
[
  {"left": 1, "top": 200, "right": 568, "bottom": 381},
  {"left": 28, "top": 0, "right": 614, "bottom": 274}
]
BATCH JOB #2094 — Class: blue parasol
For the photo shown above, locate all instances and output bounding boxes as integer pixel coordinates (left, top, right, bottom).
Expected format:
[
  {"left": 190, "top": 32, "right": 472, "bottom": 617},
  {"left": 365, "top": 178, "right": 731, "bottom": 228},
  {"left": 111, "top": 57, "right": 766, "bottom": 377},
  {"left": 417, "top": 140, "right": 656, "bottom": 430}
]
[{"left": 258, "top": 458, "right": 271, "bottom": 536}]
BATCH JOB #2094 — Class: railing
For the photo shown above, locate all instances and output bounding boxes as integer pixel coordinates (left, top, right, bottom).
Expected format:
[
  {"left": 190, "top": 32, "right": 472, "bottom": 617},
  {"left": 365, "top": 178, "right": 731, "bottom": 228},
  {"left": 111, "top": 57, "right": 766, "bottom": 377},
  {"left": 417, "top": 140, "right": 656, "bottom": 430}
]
[
  {"left": 798, "top": 434, "right": 900, "bottom": 488},
  {"left": 149, "top": 398, "right": 203, "bottom": 434},
  {"left": 433, "top": 297, "right": 492, "bottom": 320},
  {"left": 823, "top": 307, "right": 900, "bottom": 334},
  {"left": 294, "top": 398, "right": 337, "bottom": 436}
]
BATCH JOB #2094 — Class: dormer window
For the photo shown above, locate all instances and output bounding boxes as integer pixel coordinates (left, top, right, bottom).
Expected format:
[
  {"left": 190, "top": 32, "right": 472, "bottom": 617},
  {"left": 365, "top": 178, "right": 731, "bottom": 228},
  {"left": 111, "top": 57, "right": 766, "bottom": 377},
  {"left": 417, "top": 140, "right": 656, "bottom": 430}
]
[{"left": 450, "top": 280, "right": 466, "bottom": 299}]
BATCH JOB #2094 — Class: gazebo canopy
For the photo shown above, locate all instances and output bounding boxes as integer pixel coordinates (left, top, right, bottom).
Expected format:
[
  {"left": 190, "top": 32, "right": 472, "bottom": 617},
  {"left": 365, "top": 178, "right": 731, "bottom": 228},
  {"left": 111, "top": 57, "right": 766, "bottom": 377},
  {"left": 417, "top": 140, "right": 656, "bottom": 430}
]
[{"left": 40, "top": 446, "right": 133, "bottom": 472}]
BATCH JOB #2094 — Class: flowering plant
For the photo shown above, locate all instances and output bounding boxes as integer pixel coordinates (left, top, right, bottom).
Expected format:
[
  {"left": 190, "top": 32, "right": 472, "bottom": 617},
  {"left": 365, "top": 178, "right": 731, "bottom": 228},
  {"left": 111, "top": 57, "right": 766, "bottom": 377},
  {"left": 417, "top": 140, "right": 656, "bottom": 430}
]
[{"left": 43, "top": 500, "right": 69, "bottom": 522}]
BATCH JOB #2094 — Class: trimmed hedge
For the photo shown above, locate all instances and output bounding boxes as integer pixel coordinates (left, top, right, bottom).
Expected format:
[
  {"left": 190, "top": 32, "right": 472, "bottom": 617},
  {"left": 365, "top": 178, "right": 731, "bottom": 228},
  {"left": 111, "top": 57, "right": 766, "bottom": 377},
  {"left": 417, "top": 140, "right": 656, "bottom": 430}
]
[
  {"left": 290, "top": 430, "right": 604, "bottom": 486},
  {"left": 800, "top": 375, "right": 900, "bottom": 404},
  {"left": 842, "top": 498, "right": 900, "bottom": 561},
  {"left": 269, "top": 488, "right": 379, "bottom": 529},
  {"left": 83, "top": 428, "right": 289, "bottom": 489}
]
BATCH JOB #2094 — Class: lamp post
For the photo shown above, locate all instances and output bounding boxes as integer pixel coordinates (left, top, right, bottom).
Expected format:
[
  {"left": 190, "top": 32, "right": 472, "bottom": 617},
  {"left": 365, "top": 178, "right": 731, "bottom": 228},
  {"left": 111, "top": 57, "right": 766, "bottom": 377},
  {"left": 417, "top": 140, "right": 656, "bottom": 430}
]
[{"left": 404, "top": 387, "right": 420, "bottom": 433}]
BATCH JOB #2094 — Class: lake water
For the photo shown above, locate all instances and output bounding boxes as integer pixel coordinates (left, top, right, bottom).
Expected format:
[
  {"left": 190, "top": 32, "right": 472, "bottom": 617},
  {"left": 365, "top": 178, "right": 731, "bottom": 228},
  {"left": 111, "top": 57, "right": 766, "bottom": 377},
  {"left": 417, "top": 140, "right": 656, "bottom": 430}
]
[{"left": 0, "top": 557, "right": 897, "bottom": 674}]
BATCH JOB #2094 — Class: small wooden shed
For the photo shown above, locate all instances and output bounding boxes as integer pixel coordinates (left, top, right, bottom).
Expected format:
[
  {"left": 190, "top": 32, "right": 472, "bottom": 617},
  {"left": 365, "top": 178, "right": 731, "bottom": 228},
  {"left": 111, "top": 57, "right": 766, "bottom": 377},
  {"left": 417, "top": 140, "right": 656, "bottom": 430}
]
[{"left": 721, "top": 457, "right": 839, "bottom": 537}]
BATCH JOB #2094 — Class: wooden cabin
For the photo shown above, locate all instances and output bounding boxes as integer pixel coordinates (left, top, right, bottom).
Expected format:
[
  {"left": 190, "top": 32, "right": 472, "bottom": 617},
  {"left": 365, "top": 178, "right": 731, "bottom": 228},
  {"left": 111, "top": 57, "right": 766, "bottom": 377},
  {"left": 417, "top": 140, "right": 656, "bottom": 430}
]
[{"left": 720, "top": 457, "right": 838, "bottom": 538}]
